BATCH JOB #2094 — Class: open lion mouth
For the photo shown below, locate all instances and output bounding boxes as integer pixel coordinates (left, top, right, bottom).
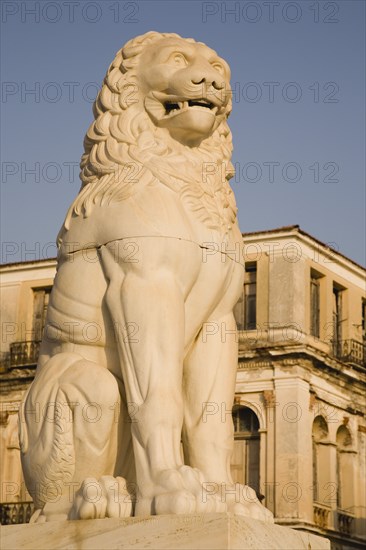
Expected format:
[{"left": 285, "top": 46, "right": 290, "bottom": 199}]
[{"left": 164, "top": 99, "right": 217, "bottom": 116}]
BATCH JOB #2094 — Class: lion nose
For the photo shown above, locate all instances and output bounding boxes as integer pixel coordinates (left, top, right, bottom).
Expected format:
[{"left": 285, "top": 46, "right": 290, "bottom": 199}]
[{"left": 191, "top": 76, "right": 224, "bottom": 90}]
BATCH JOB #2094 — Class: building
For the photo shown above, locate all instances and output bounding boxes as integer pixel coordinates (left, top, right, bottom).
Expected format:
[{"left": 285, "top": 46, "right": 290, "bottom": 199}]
[
  {"left": 0, "top": 258, "right": 55, "bottom": 524},
  {"left": 0, "top": 225, "right": 365, "bottom": 549},
  {"left": 231, "top": 226, "right": 365, "bottom": 550}
]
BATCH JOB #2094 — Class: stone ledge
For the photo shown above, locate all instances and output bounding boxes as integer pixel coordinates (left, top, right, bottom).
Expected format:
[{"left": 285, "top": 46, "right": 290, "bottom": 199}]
[{"left": 1, "top": 513, "right": 330, "bottom": 550}]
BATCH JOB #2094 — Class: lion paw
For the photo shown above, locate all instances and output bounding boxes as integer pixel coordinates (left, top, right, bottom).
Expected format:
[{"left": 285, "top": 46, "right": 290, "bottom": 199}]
[
  {"left": 70, "top": 476, "right": 133, "bottom": 520},
  {"left": 136, "top": 466, "right": 227, "bottom": 516},
  {"left": 225, "top": 484, "right": 274, "bottom": 524}
]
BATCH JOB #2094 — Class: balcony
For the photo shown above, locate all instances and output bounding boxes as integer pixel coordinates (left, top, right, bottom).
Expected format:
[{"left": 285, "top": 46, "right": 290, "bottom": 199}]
[
  {"left": 9, "top": 340, "right": 41, "bottom": 368},
  {"left": 337, "top": 511, "right": 354, "bottom": 535},
  {"left": 333, "top": 339, "right": 365, "bottom": 368},
  {"left": 0, "top": 351, "right": 10, "bottom": 372},
  {"left": 313, "top": 504, "right": 331, "bottom": 530},
  {"left": 0, "top": 501, "right": 34, "bottom": 525}
]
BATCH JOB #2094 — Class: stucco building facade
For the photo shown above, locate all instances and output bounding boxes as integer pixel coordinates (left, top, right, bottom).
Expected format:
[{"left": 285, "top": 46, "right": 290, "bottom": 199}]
[{"left": 1, "top": 226, "right": 365, "bottom": 549}]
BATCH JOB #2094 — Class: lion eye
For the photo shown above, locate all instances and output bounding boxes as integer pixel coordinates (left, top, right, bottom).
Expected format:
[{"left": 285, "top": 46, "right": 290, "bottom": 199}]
[
  {"left": 211, "top": 62, "right": 225, "bottom": 75},
  {"left": 170, "top": 52, "right": 188, "bottom": 67}
]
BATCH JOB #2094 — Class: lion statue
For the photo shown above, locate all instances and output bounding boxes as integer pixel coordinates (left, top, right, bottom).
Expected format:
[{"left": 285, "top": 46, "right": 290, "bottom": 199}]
[{"left": 19, "top": 31, "right": 273, "bottom": 523}]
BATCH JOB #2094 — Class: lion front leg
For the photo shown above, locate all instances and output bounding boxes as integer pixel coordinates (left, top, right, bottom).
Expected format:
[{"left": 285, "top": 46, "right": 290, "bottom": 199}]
[
  {"left": 183, "top": 312, "right": 274, "bottom": 523},
  {"left": 100, "top": 242, "right": 225, "bottom": 516}
]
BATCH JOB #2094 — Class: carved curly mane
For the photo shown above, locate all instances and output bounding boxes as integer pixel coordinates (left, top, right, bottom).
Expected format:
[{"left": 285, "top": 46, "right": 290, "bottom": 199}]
[{"left": 60, "top": 31, "right": 237, "bottom": 240}]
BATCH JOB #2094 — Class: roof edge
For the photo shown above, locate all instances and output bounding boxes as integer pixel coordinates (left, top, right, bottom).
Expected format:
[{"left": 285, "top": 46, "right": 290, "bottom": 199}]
[{"left": 242, "top": 225, "right": 365, "bottom": 272}]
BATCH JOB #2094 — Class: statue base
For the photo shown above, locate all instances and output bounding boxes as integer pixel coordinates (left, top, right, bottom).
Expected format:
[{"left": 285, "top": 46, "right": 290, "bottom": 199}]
[{"left": 1, "top": 513, "right": 330, "bottom": 549}]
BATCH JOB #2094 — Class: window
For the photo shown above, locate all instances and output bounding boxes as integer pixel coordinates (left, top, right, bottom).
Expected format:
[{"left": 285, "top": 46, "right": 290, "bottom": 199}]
[
  {"left": 332, "top": 285, "right": 343, "bottom": 356},
  {"left": 233, "top": 263, "right": 257, "bottom": 331},
  {"left": 244, "top": 263, "right": 257, "bottom": 330},
  {"left": 231, "top": 406, "right": 260, "bottom": 496},
  {"left": 312, "top": 416, "right": 329, "bottom": 503},
  {"left": 310, "top": 272, "right": 321, "bottom": 338},
  {"left": 32, "top": 287, "right": 52, "bottom": 341},
  {"left": 336, "top": 425, "right": 353, "bottom": 511},
  {"left": 362, "top": 299, "right": 366, "bottom": 341}
]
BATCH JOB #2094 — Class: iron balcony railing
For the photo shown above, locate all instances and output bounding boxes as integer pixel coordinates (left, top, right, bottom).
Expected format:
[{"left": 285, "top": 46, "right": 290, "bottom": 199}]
[
  {"left": 9, "top": 340, "right": 41, "bottom": 368},
  {"left": 333, "top": 339, "right": 365, "bottom": 368},
  {"left": 0, "top": 351, "right": 10, "bottom": 371},
  {"left": 5, "top": 337, "right": 365, "bottom": 369},
  {"left": 0, "top": 501, "right": 34, "bottom": 525}
]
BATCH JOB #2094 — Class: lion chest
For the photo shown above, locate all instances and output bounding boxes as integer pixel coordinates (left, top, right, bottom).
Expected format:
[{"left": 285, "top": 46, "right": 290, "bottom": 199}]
[{"left": 190, "top": 246, "right": 244, "bottom": 314}]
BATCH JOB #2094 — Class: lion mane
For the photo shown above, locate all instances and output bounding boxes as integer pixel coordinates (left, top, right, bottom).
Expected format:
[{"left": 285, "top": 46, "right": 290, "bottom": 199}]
[{"left": 61, "top": 31, "right": 237, "bottom": 239}]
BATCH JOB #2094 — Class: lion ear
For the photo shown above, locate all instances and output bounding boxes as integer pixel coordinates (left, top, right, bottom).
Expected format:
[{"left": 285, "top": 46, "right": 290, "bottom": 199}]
[{"left": 122, "top": 45, "right": 143, "bottom": 59}]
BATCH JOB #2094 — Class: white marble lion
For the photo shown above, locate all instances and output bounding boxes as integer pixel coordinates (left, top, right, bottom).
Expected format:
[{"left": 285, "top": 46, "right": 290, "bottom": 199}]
[{"left": 19, "top": 31, "right": 273, "bottom": 524}]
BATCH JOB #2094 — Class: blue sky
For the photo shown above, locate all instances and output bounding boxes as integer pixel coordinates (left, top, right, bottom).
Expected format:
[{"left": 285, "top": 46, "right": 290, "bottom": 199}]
[{"left": 1, "top": 0, "right": 365, "bottom": 265}]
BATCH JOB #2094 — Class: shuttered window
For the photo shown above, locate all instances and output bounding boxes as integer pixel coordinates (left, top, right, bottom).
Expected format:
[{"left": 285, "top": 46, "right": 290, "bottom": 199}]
[
  {"left": 32, "top": 288, "right": 52, "bottom": 340},
  {"left": 231, "top": 406, "right": 260, "bottom": 496},
  {"left": 310, "top": 275, "right": 320, "bottom": 338}
]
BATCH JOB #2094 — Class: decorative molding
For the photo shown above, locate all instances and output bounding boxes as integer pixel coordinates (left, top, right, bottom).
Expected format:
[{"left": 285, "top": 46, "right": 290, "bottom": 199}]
[
  {"left": 238, "top": 361, "right": 272, "bottom": 370},
  {"left": 309, "top": 392, "right": 317, "bottom": 411},
  {"left": 0, "top": 411, "right": 9, "bottom": 426},
  {"left": 234, "top": 395, "right": 241, "bottom": 406},
  {"left": 263, "top": 390, "right": 276, "bottom": 408}
]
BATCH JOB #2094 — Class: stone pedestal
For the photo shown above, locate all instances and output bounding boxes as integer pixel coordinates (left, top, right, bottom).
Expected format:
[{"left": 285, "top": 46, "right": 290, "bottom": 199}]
[{"left": 1, "top": 513, "right": 329, "bottom": 550}]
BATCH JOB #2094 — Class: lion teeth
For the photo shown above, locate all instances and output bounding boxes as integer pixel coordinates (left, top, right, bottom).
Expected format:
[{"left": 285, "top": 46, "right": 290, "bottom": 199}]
[
  {"left": 187, "top": 99, "right": 214, "bottom": 109},
  {"left": 165, "top": 101, "right": 185, "bottom": 115},
  {"left": 164, "top": 99, "right": 217, "bottom": 116}
]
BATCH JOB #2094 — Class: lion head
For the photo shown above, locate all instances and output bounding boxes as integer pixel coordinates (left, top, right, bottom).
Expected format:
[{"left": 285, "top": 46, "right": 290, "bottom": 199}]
[
  {"left": 139, "top": 35, "right": 231, "bottom": 145},
  {"left": 61, "top": 32, "right": 237, "bottom": 237}
]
